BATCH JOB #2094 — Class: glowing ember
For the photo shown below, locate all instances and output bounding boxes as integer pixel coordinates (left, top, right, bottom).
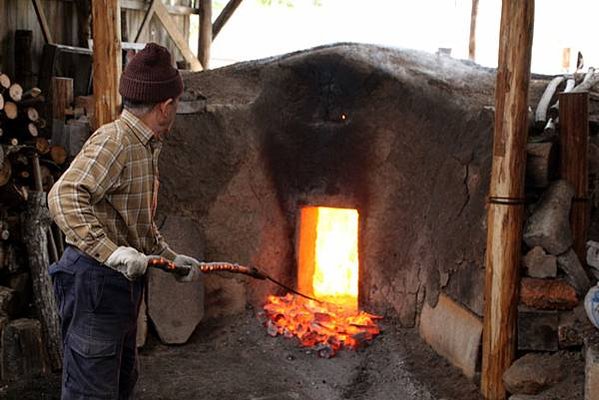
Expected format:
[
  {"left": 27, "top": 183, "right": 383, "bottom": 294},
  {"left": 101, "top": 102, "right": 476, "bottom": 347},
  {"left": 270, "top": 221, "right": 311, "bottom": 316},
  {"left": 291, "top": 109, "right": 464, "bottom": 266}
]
[
  {"left": 263, "top": 206, "right": 380, "bottom": 357},
  {"left": 262, "top": 293, "right": 382, "bottom": 358}
]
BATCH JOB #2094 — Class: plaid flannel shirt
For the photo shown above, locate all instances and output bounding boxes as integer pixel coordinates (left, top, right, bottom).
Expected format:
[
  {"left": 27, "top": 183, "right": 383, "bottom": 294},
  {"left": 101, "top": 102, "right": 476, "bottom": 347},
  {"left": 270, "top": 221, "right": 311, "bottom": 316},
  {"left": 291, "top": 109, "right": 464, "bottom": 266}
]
[{"left": 48, "top": 109, "right": 177, "bottom": 264}]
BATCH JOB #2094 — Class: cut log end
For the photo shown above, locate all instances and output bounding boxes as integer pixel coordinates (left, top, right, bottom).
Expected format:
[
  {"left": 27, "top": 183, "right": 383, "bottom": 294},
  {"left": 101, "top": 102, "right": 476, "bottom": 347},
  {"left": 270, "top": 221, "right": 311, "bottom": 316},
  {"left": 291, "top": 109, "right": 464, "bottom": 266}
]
[
  {"left": 26, "top": 107, "right": 39, "bottom": 122},
  {"left": 50, "top": 146, "right": 67, "bottom": 165},
  {"left": 28, "top": 123, "right": 39, "bottom": 137},
  {"left": 8, "top": 83, "right": 23, "bottom": 102},
  {"left": 35, "top": 138, "right": 50, "bottom": 155},
  {"left": 0, "top": 74, "right": 10, "bottom": 90},
  {"left": 4, "top": 102, "right": 17, "bottom": 119}
]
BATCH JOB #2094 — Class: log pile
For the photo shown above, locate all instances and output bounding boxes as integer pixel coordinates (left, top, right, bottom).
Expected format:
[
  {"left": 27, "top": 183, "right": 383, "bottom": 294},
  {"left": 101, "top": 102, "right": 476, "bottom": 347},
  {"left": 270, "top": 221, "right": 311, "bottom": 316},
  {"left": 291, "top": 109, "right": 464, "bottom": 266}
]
[{"left": 0, "top": 71, "right": 79, "bottom": 378}]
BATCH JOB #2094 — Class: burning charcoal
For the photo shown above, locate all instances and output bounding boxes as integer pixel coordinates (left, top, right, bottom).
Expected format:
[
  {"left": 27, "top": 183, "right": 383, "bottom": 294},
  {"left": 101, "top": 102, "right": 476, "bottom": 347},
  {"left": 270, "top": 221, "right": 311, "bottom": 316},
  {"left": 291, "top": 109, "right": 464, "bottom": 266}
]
[{"left": 316, "top": 344, "right": 336, "bottom": 359}]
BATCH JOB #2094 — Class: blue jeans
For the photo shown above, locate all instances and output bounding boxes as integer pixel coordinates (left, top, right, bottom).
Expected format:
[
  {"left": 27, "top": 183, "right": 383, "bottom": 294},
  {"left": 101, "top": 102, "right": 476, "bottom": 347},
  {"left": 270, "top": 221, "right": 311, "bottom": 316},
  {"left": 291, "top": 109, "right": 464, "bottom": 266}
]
[{"left": 49, "top": 246, "right": 144, "bottom": 400}]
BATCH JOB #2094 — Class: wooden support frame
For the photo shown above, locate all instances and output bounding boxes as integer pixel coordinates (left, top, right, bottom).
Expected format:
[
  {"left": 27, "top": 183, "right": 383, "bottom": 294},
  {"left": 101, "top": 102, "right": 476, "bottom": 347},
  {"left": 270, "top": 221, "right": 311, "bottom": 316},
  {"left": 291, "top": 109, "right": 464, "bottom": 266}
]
[
  {"left": 198, "top": 0, "right": 212, "bottom": 69},
  {"left": 468, "top": 0, "right": 479, "bottom": 61},
  {"left": 31, "top": 0, "right": 54, "bottom": 45},
  {"left": 481, "top": 1, "right": 535, "bottom": 399},
  {"left": 134, "top": 0, "right": 157, "bottom": 43},
  {"left": 559, "top": 92, "right": 589, "bottom": 264},
  {"left": 213, "top": 0, "right": 244, "bottom": 40},
  {"left": 91, "top": 0, "right": 122, "bottom": 129},
  {"left": 153, "top": 1, "right": 203, "bottom": 71}
]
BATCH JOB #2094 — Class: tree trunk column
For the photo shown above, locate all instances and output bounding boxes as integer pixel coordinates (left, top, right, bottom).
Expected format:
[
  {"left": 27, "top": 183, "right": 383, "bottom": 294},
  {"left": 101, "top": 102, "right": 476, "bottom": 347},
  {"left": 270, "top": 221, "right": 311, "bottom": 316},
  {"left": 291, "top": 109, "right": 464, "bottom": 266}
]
[
  {"left": 481, "top": 1, "right": 535, "bottom": 400},
  {"left": 559, "top": 91, "right": 589, "bottom": 265},
  {"left": 92, "top": 0, "right": 122, "bottom": 130}
]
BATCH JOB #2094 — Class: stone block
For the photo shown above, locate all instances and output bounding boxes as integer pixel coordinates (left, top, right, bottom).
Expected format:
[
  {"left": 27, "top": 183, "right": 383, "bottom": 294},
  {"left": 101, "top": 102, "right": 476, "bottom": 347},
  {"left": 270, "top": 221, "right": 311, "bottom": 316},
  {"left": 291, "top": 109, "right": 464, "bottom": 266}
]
[
  {"left": 136, "top": 295, "right": 147, "bottom": 348},
  {"left": 557, "top": 249, "right": 591, "bottom": 296},
  {"left": 586, "top": 334, "right": 599, "bottom": 400},
  {"left": 520, "top": 278, "right": 578, "bottom": 310},
  {"left": 517, "top": 306, "right": 558, "bottom": 351},
  {"left": 147, "top": 216, "right": 205, "bottom": 344},
  {"left": 523, "top": 180, "right": 574, "bottom": 255},
  {"left": 523, "top": 246, "right": 557, "bottom": 279},
  {"left": 147, "top": 269, "right": 205, "bottom": 344},
  {"left": 503, "top": 352, "right": 566, "bottom": 395},
  {"left": 419, "top": 293, "right": 482, "bottom": 379},
  {"left": 558, "top": 311, "right": 584, "bottom": 348}
]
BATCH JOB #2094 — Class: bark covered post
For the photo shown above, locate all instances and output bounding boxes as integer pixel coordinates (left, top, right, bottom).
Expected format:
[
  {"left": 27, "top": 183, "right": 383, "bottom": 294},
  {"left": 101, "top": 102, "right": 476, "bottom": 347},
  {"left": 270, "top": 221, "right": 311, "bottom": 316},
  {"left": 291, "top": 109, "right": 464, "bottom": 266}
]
[
  {"left": 481, "top": 1, "right": 535, "bottom": 399},
  {"left": 21, "top": 191, "right": 62, "bottom": 371},
  {"left": 92, "top": 0, "right": 122, "bottom": 129},
  {"left": 559, "top": 91, "right": 589, "bottom": 264}
]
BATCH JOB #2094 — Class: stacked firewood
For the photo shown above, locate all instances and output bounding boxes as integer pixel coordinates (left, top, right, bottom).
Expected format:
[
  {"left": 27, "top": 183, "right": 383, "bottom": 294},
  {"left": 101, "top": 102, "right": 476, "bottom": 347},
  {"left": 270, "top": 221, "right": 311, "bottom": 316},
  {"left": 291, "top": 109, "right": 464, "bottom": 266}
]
[
  {"left": 0, "top": 73, "right": 69, "bottom": 209},
  {"left": 0, "top": 72, "right": 70, "bottom": 378}
]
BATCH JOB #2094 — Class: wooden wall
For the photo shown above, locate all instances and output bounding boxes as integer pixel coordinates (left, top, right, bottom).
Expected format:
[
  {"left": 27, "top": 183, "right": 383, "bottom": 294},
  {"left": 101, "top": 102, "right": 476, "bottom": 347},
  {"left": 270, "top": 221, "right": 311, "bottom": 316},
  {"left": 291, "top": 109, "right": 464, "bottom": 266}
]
[{"left": 0, "top": 0, "right": 191, "bottom": 89}]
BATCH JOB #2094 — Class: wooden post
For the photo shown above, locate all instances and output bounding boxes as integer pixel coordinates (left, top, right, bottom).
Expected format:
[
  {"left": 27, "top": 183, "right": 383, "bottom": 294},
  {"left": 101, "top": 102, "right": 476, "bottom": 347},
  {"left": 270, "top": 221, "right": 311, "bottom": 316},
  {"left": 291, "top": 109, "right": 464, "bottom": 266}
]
[
  {"left": 21, "top": 192, "right": 62, "bottom": 371},
  {"left": 481, "top": 1, "right": 534, "bottom": 400},
  {"left": 469, "top": 0, "right": 479, "bottom": 61},
  {"left": 154, "top": 1, "right": 203, "bottom": 71},
  {"left": 31, "top": 0, "right": 54, "bottom": 45},
  {"left": 92, "top": 0, "right": 122, "bottom": 130},
  {"left": 559, "top": 91, "right": 589, "bottom": 265},
  {"left": 198, "top": 0, "right": 212, "bottom": 69},
  {"left": 51, "top": 77, "right": 74, "bottom": 121},
  {"left": 213, "top": 0, "right": 244, "bottom": 40}
]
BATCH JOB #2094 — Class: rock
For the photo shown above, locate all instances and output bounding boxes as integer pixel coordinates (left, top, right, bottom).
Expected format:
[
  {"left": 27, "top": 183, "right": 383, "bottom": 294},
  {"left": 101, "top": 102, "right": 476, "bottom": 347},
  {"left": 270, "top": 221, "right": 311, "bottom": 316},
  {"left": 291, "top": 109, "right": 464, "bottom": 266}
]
[
  {"left": 419, "top": 293, "right": 482, "bottom": 379},
  {"left": 523, "top": 246, "right": 557, "bottom": 278},
  {"left": 147, "top": 269, "right": 205, "bottom": 344},
  {"left": 517, "top": 306, "right": 558, "bottom": 351},
  {"left": 520, "top": 278, "right": 578, "bottom": 310},
  {"left": 557, "top": 249, "right": 591, "bottom": 296},
  {"left": 585, "top": 333, "right": 599, "bottom": 400},
  {"left": 136, "top": 296, "right": 147, "bottom": 348},
  {"left": 586, "top": 240, "right": 599, "bottom": 279},
  {"left": 503, "top": 352, "right": 566, "bottom": 395},
  {"left": 147, "top": 216, "right": 205, "bottom": 344},
  {"left": 524, "top": 180, "right": 575, "bottom": 255},
  {"left": 1, "top": 319, "right": 49, "bottom": 381},
  {"left": 558, "top": 311, "right": 584, "bottom": 348}
]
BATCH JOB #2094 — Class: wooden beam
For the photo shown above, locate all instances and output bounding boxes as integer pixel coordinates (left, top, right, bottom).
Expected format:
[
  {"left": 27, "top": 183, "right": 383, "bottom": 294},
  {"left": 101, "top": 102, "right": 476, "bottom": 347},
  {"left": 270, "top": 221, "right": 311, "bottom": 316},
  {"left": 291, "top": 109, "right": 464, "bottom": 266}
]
[
  {"left": 92, "top": 0, "right": 122, "bottom": 129},
  {"left": 198, "top": 0, "right": 212, "bottom": 69},
  {"left": 134, "top": 0, "right": 157, "bottom": 43},
  {"left": 121, "top": 0, "right": 200, "bottom": 15},
  {"left": 468, "top": 0, "right": 479, "bottom": 61},
  {"left": 153, "top": 1, "right": 203, "bottom": 71},
  {"left": 559, "top": 92, "right": 589, "bottom": 265},
  {"left": 481, "top": 1, "right": 535, "bottom": 400},
  {"left": 31, "top": 0, "right": 54, "bottom": 45},
  {"left": 213, "top": 0, "right": 244, "bottom": 40}
]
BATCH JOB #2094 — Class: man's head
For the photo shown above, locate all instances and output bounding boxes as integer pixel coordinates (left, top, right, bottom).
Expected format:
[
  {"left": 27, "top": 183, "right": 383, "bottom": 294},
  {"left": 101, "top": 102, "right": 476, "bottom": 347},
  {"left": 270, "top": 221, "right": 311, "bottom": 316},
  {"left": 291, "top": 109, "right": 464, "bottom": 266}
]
[{"left": 119, "top": 43, "right": 183, "bottom": 139}]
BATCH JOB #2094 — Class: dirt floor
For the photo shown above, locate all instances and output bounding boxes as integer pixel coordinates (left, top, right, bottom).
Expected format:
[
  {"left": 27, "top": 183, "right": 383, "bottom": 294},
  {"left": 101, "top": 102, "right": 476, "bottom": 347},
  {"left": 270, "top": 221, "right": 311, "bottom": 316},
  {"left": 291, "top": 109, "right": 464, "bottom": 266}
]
[{"left": 0, "top": 307, "right": 585, "bottom": 400}]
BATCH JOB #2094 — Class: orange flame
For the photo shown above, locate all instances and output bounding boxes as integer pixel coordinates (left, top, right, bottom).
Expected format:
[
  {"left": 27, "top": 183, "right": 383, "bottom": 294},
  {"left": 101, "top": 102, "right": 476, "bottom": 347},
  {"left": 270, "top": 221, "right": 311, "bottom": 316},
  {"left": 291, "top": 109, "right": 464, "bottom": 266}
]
[{"left": 263, "top": 206, "right": 381, "bottom": 357}]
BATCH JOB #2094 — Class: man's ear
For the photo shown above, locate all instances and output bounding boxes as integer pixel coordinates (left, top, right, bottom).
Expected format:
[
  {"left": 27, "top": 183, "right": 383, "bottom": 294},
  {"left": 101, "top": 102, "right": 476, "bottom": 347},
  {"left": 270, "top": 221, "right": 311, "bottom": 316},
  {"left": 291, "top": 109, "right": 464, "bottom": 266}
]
[{"left": 159, "top": 98, "right": 174, "bottom": 115}]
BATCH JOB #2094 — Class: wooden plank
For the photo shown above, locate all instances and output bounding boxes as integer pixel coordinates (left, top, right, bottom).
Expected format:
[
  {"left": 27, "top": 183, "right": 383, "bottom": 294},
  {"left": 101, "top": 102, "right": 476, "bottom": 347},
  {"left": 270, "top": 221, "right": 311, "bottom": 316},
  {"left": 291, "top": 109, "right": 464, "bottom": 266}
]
[
  {"left": 559, "top": 92, "right": 589, "bottom": 265},
  {"left": 133, "top": 0, "right": 157, "bottom": 43},
  {"left": 213, "top": 0, "right": 244, "bottom": 40},
  {"left": 121, "top": 0, "right": 199, "bottom": 15},
  {"left": 468, "top": 0, "right": 479, "bottom": 61},
  {"left": 91, "top": 0, "right": 122, "bottom": 129},
  {"left": 31, "top": 0, "right": 54, "bottom": 44},
  {"left": 481, "top": 1, "right": 535, "bottom": 399},
  {"left": 198, "top": 0, "right": 212, "bottom": 69},
  {"left": 153, "top": 1, "right": 202, "bottom": 71}
]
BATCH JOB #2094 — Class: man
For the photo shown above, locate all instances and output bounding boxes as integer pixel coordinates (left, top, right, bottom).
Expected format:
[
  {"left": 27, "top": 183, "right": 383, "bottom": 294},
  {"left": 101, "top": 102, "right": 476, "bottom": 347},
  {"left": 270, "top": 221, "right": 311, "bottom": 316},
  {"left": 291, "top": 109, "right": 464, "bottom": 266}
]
[{"left": 48, "top": 43, "right": 200, "bottom": 399}]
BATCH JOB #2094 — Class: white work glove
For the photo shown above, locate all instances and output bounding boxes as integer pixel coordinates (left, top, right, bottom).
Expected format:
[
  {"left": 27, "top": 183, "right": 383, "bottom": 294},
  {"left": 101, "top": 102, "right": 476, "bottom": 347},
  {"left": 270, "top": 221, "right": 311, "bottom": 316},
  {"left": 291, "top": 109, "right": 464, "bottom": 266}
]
[
  {"left": 105, "top": 246, "right": 149, "bottom": 281},
  {"left": 174, "top": 254, "right": 201, "bottom": 283}
]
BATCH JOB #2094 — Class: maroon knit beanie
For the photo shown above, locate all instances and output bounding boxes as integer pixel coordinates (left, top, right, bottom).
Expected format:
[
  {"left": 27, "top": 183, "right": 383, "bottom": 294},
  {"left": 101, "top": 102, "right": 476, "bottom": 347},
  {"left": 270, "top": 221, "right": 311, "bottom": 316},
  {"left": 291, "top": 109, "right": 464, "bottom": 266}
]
[{"left": 119, "top": 43, "right": 183, "bottom": 103}]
